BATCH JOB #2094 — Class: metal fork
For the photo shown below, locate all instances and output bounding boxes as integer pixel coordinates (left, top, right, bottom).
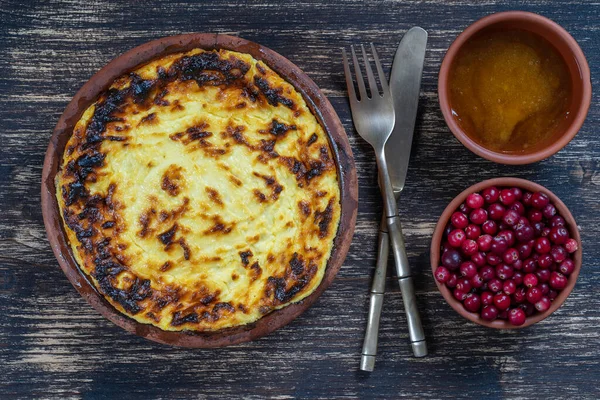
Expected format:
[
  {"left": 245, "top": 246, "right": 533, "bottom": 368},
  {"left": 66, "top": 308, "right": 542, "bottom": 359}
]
[{"left": 342, "top": 44, "right": 426, "bottom": 362}]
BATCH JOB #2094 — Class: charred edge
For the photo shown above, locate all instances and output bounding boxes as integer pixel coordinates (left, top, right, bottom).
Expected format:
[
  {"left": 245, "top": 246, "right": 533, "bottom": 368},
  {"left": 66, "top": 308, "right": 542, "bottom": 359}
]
[
  {"left": 154, "top": 87, "right": 170, "bottom": 106},
  {"left": 250, "top": 261, "right": 262, "bottom": 281},
  {"left": 204, "top": 216, "right": 233, "bottom": 234},
  {"left": 269, "top": 119, "right": 297, "bottom": 137},
  {"left": 158, "top": 224, "right": 178, "bottom": 245},
  {"left": 170, "top": 302, "right": 235, "bottom": 327},
  {"left": 314, "top": 198, "right": 334, "bottom": 239},
  {"left": 139, "top": 112, "right": 157, "bottom": 125},
  {"left": 229, "top": 174, "right": 243, "bottom": 187},
  {"left": 170, "top": 51, "right": 250, "bottom": 87},
  {"left": 298, "top": 201, "right": 311, "bottom": 217},
  {"left": 102, "top": 221, "right": 115, "bottom": 229},
  {"left": 161, "top": 166, "right": 183, "bottom": 196},
  {"left": 253, "top": 76, "right": 294, "bottom": 109},
  {"left": 200, "top": 293, "right": 217, "bottom": 306},
  {"left": 160, "top": 261, "right": 173, "bottom": 272},
  {"left": 227, "top": 125, "right": 249, "bottom": 147},
  {"left": 179, "top": 238, "right": 191, "bottom": 260},
  {"left": 239, "top": 250, "right": 253, "bottom": 266},
  {"left": 256, "top": 63, "right": 267, "bottom": 75},
  {"left": 205, "top": 187, "right": 223, "bottom": 206},
  {"left": 253, "top": 189, "right": 267, "bottom": 203},
  {"left": 307, "top": 133, "right": 318, "bottom": 146},
  {"left": 265, "top": 253, "right": 316, "bottom": 305}
]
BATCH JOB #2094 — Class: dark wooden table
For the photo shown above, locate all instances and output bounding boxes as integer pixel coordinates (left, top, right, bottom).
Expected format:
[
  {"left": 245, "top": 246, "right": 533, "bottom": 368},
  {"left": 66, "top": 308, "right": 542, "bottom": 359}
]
[{"left": 2, "top": 0, "right": 599, "bottom": 398}]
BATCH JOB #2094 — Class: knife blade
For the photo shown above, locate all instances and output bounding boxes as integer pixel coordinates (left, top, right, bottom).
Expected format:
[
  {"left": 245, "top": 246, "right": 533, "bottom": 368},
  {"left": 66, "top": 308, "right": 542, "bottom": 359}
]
[{"left": 360, "top": 27, "right": 428, "bottom": 371}]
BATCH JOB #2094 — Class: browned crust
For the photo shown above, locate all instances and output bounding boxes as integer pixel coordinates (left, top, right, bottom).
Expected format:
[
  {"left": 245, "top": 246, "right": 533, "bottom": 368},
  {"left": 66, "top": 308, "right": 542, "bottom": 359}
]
[{"left": 41, "top": 33, "right": 357, "bottom": 348}]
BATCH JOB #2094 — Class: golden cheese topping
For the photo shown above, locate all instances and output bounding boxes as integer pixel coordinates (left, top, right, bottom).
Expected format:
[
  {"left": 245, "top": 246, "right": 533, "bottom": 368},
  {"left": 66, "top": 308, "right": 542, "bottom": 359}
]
[{"left": 56, "top": 49, "right": 341, "bottom": 331}]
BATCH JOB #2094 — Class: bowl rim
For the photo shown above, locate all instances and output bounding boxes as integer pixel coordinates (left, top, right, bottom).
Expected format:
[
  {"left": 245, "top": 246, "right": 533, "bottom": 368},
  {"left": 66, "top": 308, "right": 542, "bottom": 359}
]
[
  {"left": 40, "top": 33, "right": 358, "bottom": 347},
  {"left": 430, "top": 177, "right": 582, "bottom": 329},
  {"left": 438, "top": 11, "right": 592, "bottom": 165}
]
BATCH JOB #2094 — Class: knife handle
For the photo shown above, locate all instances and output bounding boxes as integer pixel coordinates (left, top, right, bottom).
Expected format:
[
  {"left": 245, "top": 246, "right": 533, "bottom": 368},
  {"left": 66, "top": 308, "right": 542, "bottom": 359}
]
[
  {"left": 387, "top": 216, "right": 427, "bottom": 357},
  {"left": 360, "top": 215, "right": 389, "bottom": 372}
]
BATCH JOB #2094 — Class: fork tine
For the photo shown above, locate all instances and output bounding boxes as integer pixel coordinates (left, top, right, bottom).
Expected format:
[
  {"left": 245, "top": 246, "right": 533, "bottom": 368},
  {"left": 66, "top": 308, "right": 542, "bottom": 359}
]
[
  {"left": 370, "top": 43, "right": 390, "bottom": 95},
  {"left": 342, "top": 48, "right": 357, "bottom": 102},
  {"left": 361, "top": 44, "right": 379, "bottom": 97},
  {"left": 350, "top": 45, "right": 367, "bottom": 100}
]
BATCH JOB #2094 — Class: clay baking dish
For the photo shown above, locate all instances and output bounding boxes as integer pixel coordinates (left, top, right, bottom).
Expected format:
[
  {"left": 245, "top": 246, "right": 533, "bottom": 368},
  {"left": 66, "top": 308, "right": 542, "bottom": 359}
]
[
  {"left": 430, "top": 177, "right": 582, "bottom": 329},
  {"left": 438, "top": 11, "right": 592, "bottom": 165},
  {"left": 41, "top": 33, "right": 358, "bottom": 347}
]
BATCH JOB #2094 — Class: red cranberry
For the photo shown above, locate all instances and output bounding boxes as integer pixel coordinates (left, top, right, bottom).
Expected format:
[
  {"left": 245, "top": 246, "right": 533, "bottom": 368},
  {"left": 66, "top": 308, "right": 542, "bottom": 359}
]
[
  {"left": 488, "top": 278, "right": 502, "bottom": 293},
  {"left": 535, "top": 297, "right": 551, "bottom": 312},
  {"left": 513, "top": 287, "right": 527, "bottom": 303},
  {"left": 526, "top": 286, "right": 543, "bottom": 304},
  {"left": 496, "top": 264, "right": 514, "bottom": 280},
  {"left": 515, "top": 223, "right": 535, "bottom": 242},
  {"left": 510, "top": 201, "right": 525, "bottom": 215},
  {"left": 531, "top": 192, "right": 550, "bottom": 210},
  {"left": 522, "top": 191, "right": 533, "bottom": 205},
  {"left": 535, "top": 237, "right": 551, "bottom": 254},
  {"left": 459, "top": 203, "right": 471, "bottom": 215},
  {"left": 461, "top": 239, "right": 478, "bottom": 256},
  {"left": 482, "top": 186, "right": 500, "bottom": 203},
  {"left": 481, "top": 291, "right": 494, "bottom": 305},
  {"left": 539, "top": 283, "right": 550, "bottom": 294},
  {"left": 536, "top": 269, "right": 551, "bottom": 283},
  {"left": 533, "top": 222, "right": 545, "bottom": 236},
  {"left": 466, "top": 193, "right": 484, "bottom": 209},
  {"left": 508, "top": 308, "right": 526, "bottom": 326},
  {"left": 480, "top": 265, "right": 496, "bottom": 281},
  {"left": 549, "top": 226, "right": 569, "bottom": 245},
  {"left": 543, "top": 204, "right": 557, "bottom": 219},
  {"left": 490, "top": 237, "right": 509, "bottom": 255},
  {"left": 537, "top": 254, "right": 554, "bottom": 269},
  {"left": 541, "top": 227, "right": 551, "bottom": 237},
  {"left": 503, "top": 279, "right": 516, "bottom": 295},
  {"left": 481, "top": 305, "right": 499, "bottom": 321},
  {"left": 477, "top": 235, "right": 493, "bottom": 252},
  {"left": 493, "top": 293, "right": 511, "bottom": 310},
  {"left": 482, "top": 220, "right": 498, "bottom": 235},
  {"left": 527, "top": 209, "right": 543, "bottom": 223},
  {"left": 470, "top": 208, "right": 488, "bottom": 225},
  {"left": 443, "top": 224, "right": 453, "bottom": 238},
  {"left": 471, "top": 252, "right": 486, "bottom": 267},
  {"left": 471, "top": 273, "right": 484, "bottom": 289},
  {"left": 451, "top": 211, "right": 469, "bottom": 229},
  {"left": 523, "top": 258, "right": 537, "bottom": 273},
  {"left": 559, "top": 259, "right": 575, "bottom": 275},
  {"left": 463, "top": 293, "right": 481, "bottom": 312},
  {"left": 565, "top": 239, "right": 578, "bottom": 253},
  {"left": 503, "top": 209, "right": 520, "bottom": 226},
  {"left": 512, "top": 271, "right": 524, "bottom": 286},
  {"left": 441, "top": 249, "right": 462, "bottom": 269},
  {"left": 550, "top": 215, "right": 566, "bottom": 227},
  {"left": 456, "top": 278, "right": 472, "bottom": 293},
  {"left": 435, "top": 266, "right": 450, "bottom": 283},
  {"left": 488, "top": 203, "right": 506, "bottom": 221},
  {"left": 497, "top": 230, "right": 515, "bottom": 246},
  {"left": 453, "top": 288, "right": 467, "bottom": 301},
  {"left": 500, "top": 189, "right": 516, "bottom": 205},
  {"left": 486, "top": 253, "right": 502, "bottom": 266},
  {"left": 548, "top": 290, "right": 558, "bottom": 300},
  {"left": 520, "top": 302, "right": 535, "bottom": 316},
  {"left": 522, "top": 273, "right": 538, "bottom": 288},
  {"left": 446, "top": 273, "right": 458, "bottom": 288},
  {"left": 465, "top": 224, "right": 481, "bottom": 240},
  {"left": 549, "top": 271, "right": 568, "bottom": 290},
  {"left": 551, "top": 245, "right": 567, "bottom": 263},
  {"left": 517, "top": 242, "right": 533, "bottom": 259},
  {"left": 512, "top": 187, "right": 523, "bottom": 200},
  {"left": 497, "top": 309, "right": 508, "bottom": 320},
  {"left": 503, "top": 248, "right": 519, "bottom": 265},
  {"left": 460, "top": 261, "right": 478, "bottom": 278},
  {"left": 448, "top": 229, "right": 466, "bottom": 248},
  {"left": 513, "top": 259, "right": 523, "bottom": 271}
]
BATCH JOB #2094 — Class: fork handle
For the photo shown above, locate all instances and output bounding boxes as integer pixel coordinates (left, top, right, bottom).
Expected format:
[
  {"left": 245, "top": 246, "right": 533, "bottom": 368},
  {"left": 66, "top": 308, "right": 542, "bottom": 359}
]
[
  {"left": 375, "top": 150, "right": 427, "bottom": 357},
  {"left": 360, "top": 214, "right": 389, "bottom": 371}
]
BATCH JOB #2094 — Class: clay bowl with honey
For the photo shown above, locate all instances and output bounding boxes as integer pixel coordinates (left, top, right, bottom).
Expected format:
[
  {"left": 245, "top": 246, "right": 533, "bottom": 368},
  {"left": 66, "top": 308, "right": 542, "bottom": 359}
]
[
  {"left": 430, "top": 177, "right": 582, "bottom": 329},
  {"left": 41, "top": 33, "right": 358, "bottom": 347},
  {"left": 438, "top": 11, "right": 591, "bottom": 165}
]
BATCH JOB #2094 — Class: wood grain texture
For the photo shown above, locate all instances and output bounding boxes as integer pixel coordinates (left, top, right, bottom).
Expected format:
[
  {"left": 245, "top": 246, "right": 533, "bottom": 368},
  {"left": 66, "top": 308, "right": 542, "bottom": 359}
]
[{"left": 1, "top": 0, "right": 599, "bottom": 398}]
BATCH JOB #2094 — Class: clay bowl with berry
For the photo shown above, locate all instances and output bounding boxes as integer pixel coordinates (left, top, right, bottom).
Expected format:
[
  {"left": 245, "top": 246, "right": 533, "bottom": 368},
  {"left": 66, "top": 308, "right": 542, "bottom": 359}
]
[{"left": 431, "top": 177, "right": 582, "bottom": 328}]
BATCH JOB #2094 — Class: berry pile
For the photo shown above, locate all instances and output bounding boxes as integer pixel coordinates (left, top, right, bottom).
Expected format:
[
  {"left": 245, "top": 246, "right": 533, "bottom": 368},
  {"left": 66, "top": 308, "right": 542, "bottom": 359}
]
[{"left": 435, "top": 186, "right": 579, "bottom": 326}]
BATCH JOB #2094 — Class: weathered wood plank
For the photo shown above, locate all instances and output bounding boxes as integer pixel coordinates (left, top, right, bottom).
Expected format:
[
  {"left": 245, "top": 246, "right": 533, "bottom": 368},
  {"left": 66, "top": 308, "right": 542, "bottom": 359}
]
[{"left": 1, "top": 0, "right": 600, "bottom": 398}]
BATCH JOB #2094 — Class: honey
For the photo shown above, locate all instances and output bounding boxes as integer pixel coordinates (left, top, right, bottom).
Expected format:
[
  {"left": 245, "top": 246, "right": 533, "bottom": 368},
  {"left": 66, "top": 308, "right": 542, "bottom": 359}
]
[{"left": 449, "top": 30, "right": 572, "bottom": 153}]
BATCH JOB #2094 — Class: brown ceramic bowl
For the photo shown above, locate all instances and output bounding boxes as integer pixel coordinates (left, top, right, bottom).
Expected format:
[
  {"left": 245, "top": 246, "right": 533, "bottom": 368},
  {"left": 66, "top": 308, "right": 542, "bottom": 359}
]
[
  {"left": 438, "top": 11, "right": 592, "bottom": 165},
  {"left": 430, "top": 177, "right": 582, "bottom": 328},
  {"left": 40, "top": 33, "right": 358, "bottom": 347}
]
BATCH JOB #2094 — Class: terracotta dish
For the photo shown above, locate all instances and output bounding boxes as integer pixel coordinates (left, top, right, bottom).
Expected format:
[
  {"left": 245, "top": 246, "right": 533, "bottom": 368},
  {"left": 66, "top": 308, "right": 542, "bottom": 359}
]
[
  {"left": 41, "top": 33, "right": 358, "bottom": 347},
  {"left": 430, "top": 177, "right": 582, "bottom": 329},
  {"left": 438, "top": 11, "right": 591, "bottom": 164}
]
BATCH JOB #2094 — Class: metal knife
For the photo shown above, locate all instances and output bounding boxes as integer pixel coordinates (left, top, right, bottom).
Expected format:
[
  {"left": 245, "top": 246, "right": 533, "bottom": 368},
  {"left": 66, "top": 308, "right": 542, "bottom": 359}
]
[{"left": 360, "top": 27, "right": 428, "bottom": 371}]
